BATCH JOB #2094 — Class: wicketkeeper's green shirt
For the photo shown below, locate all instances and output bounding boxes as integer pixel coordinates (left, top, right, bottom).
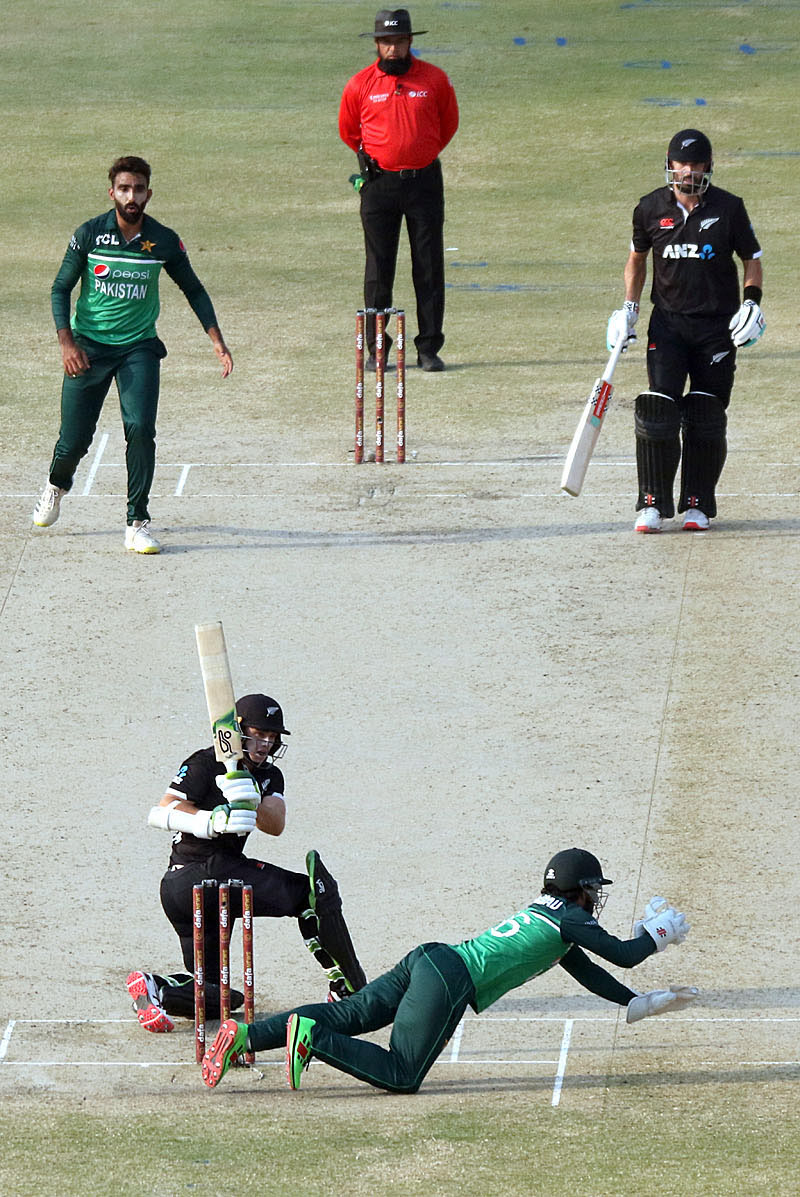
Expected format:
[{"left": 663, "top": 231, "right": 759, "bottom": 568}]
[
  {"left": 51, "top": 209, "right": 218, "bottom": 345},
  {"left": 452, "top": 893, "right": 655, "bottom": 1012}
]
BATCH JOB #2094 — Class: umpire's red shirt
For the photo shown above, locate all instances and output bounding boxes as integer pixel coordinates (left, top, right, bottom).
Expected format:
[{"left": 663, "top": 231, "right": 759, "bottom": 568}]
[{"left": 339, "top": 57, "right": 459, "bottom": 171}]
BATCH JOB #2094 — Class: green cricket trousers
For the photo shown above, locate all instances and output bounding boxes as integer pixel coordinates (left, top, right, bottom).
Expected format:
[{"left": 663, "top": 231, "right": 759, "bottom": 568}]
[
  {"left": 48, "top": 335, "right": 167, "bottom": 523},
  {"left": 249, "top": 942, "right": 475, "bottom": 1093}
]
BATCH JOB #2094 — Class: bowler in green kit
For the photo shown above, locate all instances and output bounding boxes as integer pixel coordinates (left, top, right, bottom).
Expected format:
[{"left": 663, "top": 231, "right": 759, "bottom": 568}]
[
  {"left": 201, "top": 847, "right": 700, "bottom": 1094},
  {"left": 33, "top": 156, "right": 233, "bottom": 554}
]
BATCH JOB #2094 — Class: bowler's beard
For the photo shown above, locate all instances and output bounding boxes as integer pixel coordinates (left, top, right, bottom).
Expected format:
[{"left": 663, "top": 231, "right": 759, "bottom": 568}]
[
  {"left": 378, "top": 56, "right": 412, "bottom": 76},
  {"left": 115, "top": 199, "right": 146, "bottom": 224}
]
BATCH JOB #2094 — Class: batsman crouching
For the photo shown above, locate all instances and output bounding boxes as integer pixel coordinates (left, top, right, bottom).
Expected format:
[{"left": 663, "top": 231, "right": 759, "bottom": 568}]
[
  {"left": 201, "top": 848, "right": 699, "bottom": 1093},
  {"left": 126, "top": 693, "right": 366, "bottom": 1033}
]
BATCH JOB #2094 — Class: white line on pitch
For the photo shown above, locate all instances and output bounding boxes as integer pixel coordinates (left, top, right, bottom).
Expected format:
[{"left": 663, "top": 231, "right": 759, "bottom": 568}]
[
  {"left": 81, "top": 432, "right": 109, "bottom": 495},
  {"left": 448, "top": 1018, "right": 465, "bottom": 1062},
  {"left": 0, "top": 1020, "right": 15, "bottom": 1061},
  {"left": 174, "top": 464, "right": 192, "bottom": 496},
  {"left": 551, "top": 1019, "right": 573, "bottom": 1107}
]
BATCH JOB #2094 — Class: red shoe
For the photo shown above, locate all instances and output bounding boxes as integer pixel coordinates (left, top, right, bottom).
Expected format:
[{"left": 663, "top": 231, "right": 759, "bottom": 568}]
[
  {"left": 126, "top": 971, "right": 174, "bottom": 1033},
  {"left": 202, "top": 1019, "right": 249, "bottom": 1088}
]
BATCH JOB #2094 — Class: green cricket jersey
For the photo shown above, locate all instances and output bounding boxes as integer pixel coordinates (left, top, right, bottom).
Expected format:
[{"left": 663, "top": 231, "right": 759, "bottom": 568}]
[
  {"left": 51, "top": 209, "right": 218, "bottom": 346},
  {"left": 452, "top": 893, "right": 655, "bottom": 1013}
]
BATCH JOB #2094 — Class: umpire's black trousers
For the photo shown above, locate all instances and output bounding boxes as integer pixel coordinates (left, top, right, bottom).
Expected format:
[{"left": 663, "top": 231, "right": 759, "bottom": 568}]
[{"left": 360, "top": 159, "right": 446, "bottom": 358}]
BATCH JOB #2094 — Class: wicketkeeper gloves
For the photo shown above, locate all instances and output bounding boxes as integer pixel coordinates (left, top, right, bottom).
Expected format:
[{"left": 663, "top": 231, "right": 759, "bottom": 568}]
[
  {"left": 626, "top": 985, "right": 700, "bottom": 1023},
  {"left": 634, "top": 896, "right": 690, "bottom": 951}
]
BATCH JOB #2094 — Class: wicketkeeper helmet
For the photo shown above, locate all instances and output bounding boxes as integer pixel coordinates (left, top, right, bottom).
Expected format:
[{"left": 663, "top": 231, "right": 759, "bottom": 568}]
[{"left": 543, "top": 849, "right": 612, "bottom": 912}]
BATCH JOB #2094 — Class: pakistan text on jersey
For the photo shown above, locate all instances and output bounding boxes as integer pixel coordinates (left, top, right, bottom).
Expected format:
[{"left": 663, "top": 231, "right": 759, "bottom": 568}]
[{"left": 94, "top": 280, "right": 150, "bottom": 298}]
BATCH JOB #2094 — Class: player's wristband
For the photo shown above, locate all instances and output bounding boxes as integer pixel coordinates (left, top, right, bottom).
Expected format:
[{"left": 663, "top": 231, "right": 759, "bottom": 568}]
[{"left": 743, "top": 285, "right": 762, "bottom": 304}]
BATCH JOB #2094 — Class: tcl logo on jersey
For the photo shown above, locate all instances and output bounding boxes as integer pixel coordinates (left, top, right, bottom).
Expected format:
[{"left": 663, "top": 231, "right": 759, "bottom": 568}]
[
  {"left": 95, "top": 233, "right": 120, "bottom": 245},
  {"left": 93, "top": 263, "right": 110, "bottom": 278},
  {"left": 662, "top": 243, "right": 715, "bottom": 260}
]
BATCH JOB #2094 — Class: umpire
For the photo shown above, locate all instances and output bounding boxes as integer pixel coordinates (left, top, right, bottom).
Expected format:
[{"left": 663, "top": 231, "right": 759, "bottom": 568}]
[
  {"left": 339, "top": 8, "right": 459, "bottom": 372},
  {"left": 606, "top": 129, "right": 765, "bottom": 532}
]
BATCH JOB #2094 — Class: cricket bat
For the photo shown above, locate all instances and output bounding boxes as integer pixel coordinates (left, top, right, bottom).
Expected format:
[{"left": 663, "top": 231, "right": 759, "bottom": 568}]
[
  {"left": 560, "top": 336, "right": 627, "bottom": 497},
  {"left": 194, "top": 621, "right": 242, "bottom": 772}
]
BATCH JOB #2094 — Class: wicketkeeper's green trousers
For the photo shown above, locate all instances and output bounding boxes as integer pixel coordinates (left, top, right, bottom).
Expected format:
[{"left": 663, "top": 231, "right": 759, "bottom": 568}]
[{"left": 249, "top": 943, "right": 475, "bottom": 1093}]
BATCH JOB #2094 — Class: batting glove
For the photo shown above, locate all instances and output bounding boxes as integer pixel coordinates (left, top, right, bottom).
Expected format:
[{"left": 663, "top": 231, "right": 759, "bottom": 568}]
[
  {"left": 626, "top": 985, "right": 700, "bottom": 1023},
  {"left": 209, "top": 803, "right": 258, "bottom": 838},
  {"left": 606, "top": 300, "right": 639, "bottom": 352},
  {"left": 729, "top": 300, "right": 765, "bottom": 348},
  {"left": 639, "top": 906, "right": 690, "bottom": 951},
  {"left": 216, "top": 770, "right": 260, "bottom": 809}
]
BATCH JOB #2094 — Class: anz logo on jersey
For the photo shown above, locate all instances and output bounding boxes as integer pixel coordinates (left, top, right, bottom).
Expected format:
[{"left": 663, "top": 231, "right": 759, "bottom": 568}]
[{"left": 662, "top": 243, "right": 715, "bottom": 260}]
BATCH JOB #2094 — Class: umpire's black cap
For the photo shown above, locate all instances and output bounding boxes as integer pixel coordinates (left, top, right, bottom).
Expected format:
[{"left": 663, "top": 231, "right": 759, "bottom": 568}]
[{"left": 360, "top": 9, "right": 428, "bottom": 37}]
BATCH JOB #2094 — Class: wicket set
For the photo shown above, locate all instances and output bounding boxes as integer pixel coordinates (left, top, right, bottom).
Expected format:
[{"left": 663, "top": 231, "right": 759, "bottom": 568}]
[
  {"left": 355, "top": 307, "right": 406, "bottom": 463},
  {"left": 192, "top": 879, "right": 255, "bottom": 1065}
]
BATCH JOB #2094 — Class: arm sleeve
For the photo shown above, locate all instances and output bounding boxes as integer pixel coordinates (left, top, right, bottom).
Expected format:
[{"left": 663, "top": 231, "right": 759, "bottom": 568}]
[
  {"left": 631, "top": 200, "right": 652, "bottom": 254},
  {"left": 51, "top": 237, "right": 86, "bottom": 330},
  {"left": 164, "top": 247, "right": 219, "bottom": 331},
  {"left": 559, "top": 908, "right": 657, "bottom": 968},
  {"left": 732, "top": 198, "right": 762, "bottom": 260},
  {"left": 165, "top": 749, "right": 217, "bottom": 808},
  {"left": 437, "top": 76, "right": 459, "bottom": 150},
  {"left": 338, "top": 78, "right": 363, "bottom": 151},
  {"left": 559, "top": 946, "right": 637, "bottom": 1006}
]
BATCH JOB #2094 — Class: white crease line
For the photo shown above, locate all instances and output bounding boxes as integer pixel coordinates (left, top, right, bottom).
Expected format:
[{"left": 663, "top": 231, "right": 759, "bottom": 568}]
[
  {"left": 174, "top": 464, "right": 192, "bottom": 496},
  {"left": 81, "top": 432, "right": 109, "bottom": 495},
  {"left": 551, "top": 1018, "right": 573, "bottom": 1107},
  {"left": 448, "top": 1018, "right": 465, "bottom": 1062},
  {"left": 0, "top": 1020, "right": 15, "bottom": 1061}
]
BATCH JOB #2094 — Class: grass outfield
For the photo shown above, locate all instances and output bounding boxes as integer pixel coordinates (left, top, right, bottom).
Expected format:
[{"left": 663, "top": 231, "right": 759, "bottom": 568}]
[
  {"left": 2, "top": 1, "right": 799, "bottom": 1193},
  {"left": 0, "top": 1084, "right": 797, "bottom": 1197}
]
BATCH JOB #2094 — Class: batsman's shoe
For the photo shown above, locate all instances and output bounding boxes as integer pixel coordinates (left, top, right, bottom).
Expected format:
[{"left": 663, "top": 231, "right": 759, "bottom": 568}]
[
  {"left": 286, "top": 1013, "right": 315, "bottom": 1089},
  {"left": 201, "top": 1019, "right": 249, "bottom": 1088},
  {"left": 635, "top": 507, "right": 663, "bottom": 534},
  {"left": 682, "top": 509, "right": 710, "bottom": 531},
  {"left": 125, "top": 520, "right": 161, "bottom": 554},
  {"left": 32, "top": 482, "right": 67, "bottom": 527},
  {"left": 126, "top": 971, "right": 174, "bottom": 1033},
  {"left": 327, "top": 977, "right": 350, "bottom": 1002}
]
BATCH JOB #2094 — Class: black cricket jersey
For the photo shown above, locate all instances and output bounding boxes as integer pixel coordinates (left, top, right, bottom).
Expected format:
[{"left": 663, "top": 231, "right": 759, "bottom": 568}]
[
  {"left": 632, "top": 184, "right": 762, "bottom": 317},
  {"left": 164, "top": 746, "right": 284, "bottom": 864}
]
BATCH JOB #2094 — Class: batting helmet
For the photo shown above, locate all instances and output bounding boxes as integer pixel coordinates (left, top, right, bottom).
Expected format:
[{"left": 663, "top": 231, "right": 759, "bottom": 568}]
[
  {"left": 236, "top": 694, "right": 290, "bottom": 735},
  {"left": 665, "top": 128, "right": 713, "bottom": 194},
  {"left": 236, "top": 694, "right": 290, "bottom": 760}
]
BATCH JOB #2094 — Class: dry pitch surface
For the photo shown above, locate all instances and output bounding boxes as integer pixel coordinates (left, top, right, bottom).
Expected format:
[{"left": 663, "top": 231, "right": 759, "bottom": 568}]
[{"left": 1, "top": 0, "right": 799, "bottom": 1192}]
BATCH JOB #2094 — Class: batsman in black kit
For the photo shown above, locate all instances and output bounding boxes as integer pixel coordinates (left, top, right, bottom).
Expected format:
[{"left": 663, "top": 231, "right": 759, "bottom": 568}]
[
  {"left": 126, "top": 694, "right": 366, "bottom": 1032},
  {"left": 606, "top": 129, "right": 765, "bottom": 533}
]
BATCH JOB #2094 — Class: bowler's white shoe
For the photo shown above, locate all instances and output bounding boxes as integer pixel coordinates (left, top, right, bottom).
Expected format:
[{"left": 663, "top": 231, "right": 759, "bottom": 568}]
[
  {"left": 635, "top": 507, "right": 663, "bottom": 533},
  {"left": 125, "top": 520, "right": 161, "bottom": 554},
  {"left": 33, "top": 482, "right": 67, "bottom": 527},
  {"left": 682, "top": 509, "right": 710, "bottom": 531}
]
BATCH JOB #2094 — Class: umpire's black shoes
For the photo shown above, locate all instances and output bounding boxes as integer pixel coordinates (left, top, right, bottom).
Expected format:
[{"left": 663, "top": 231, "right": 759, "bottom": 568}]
[{"left": 417, "top": 352, "right": 445, "bottom": 372}]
